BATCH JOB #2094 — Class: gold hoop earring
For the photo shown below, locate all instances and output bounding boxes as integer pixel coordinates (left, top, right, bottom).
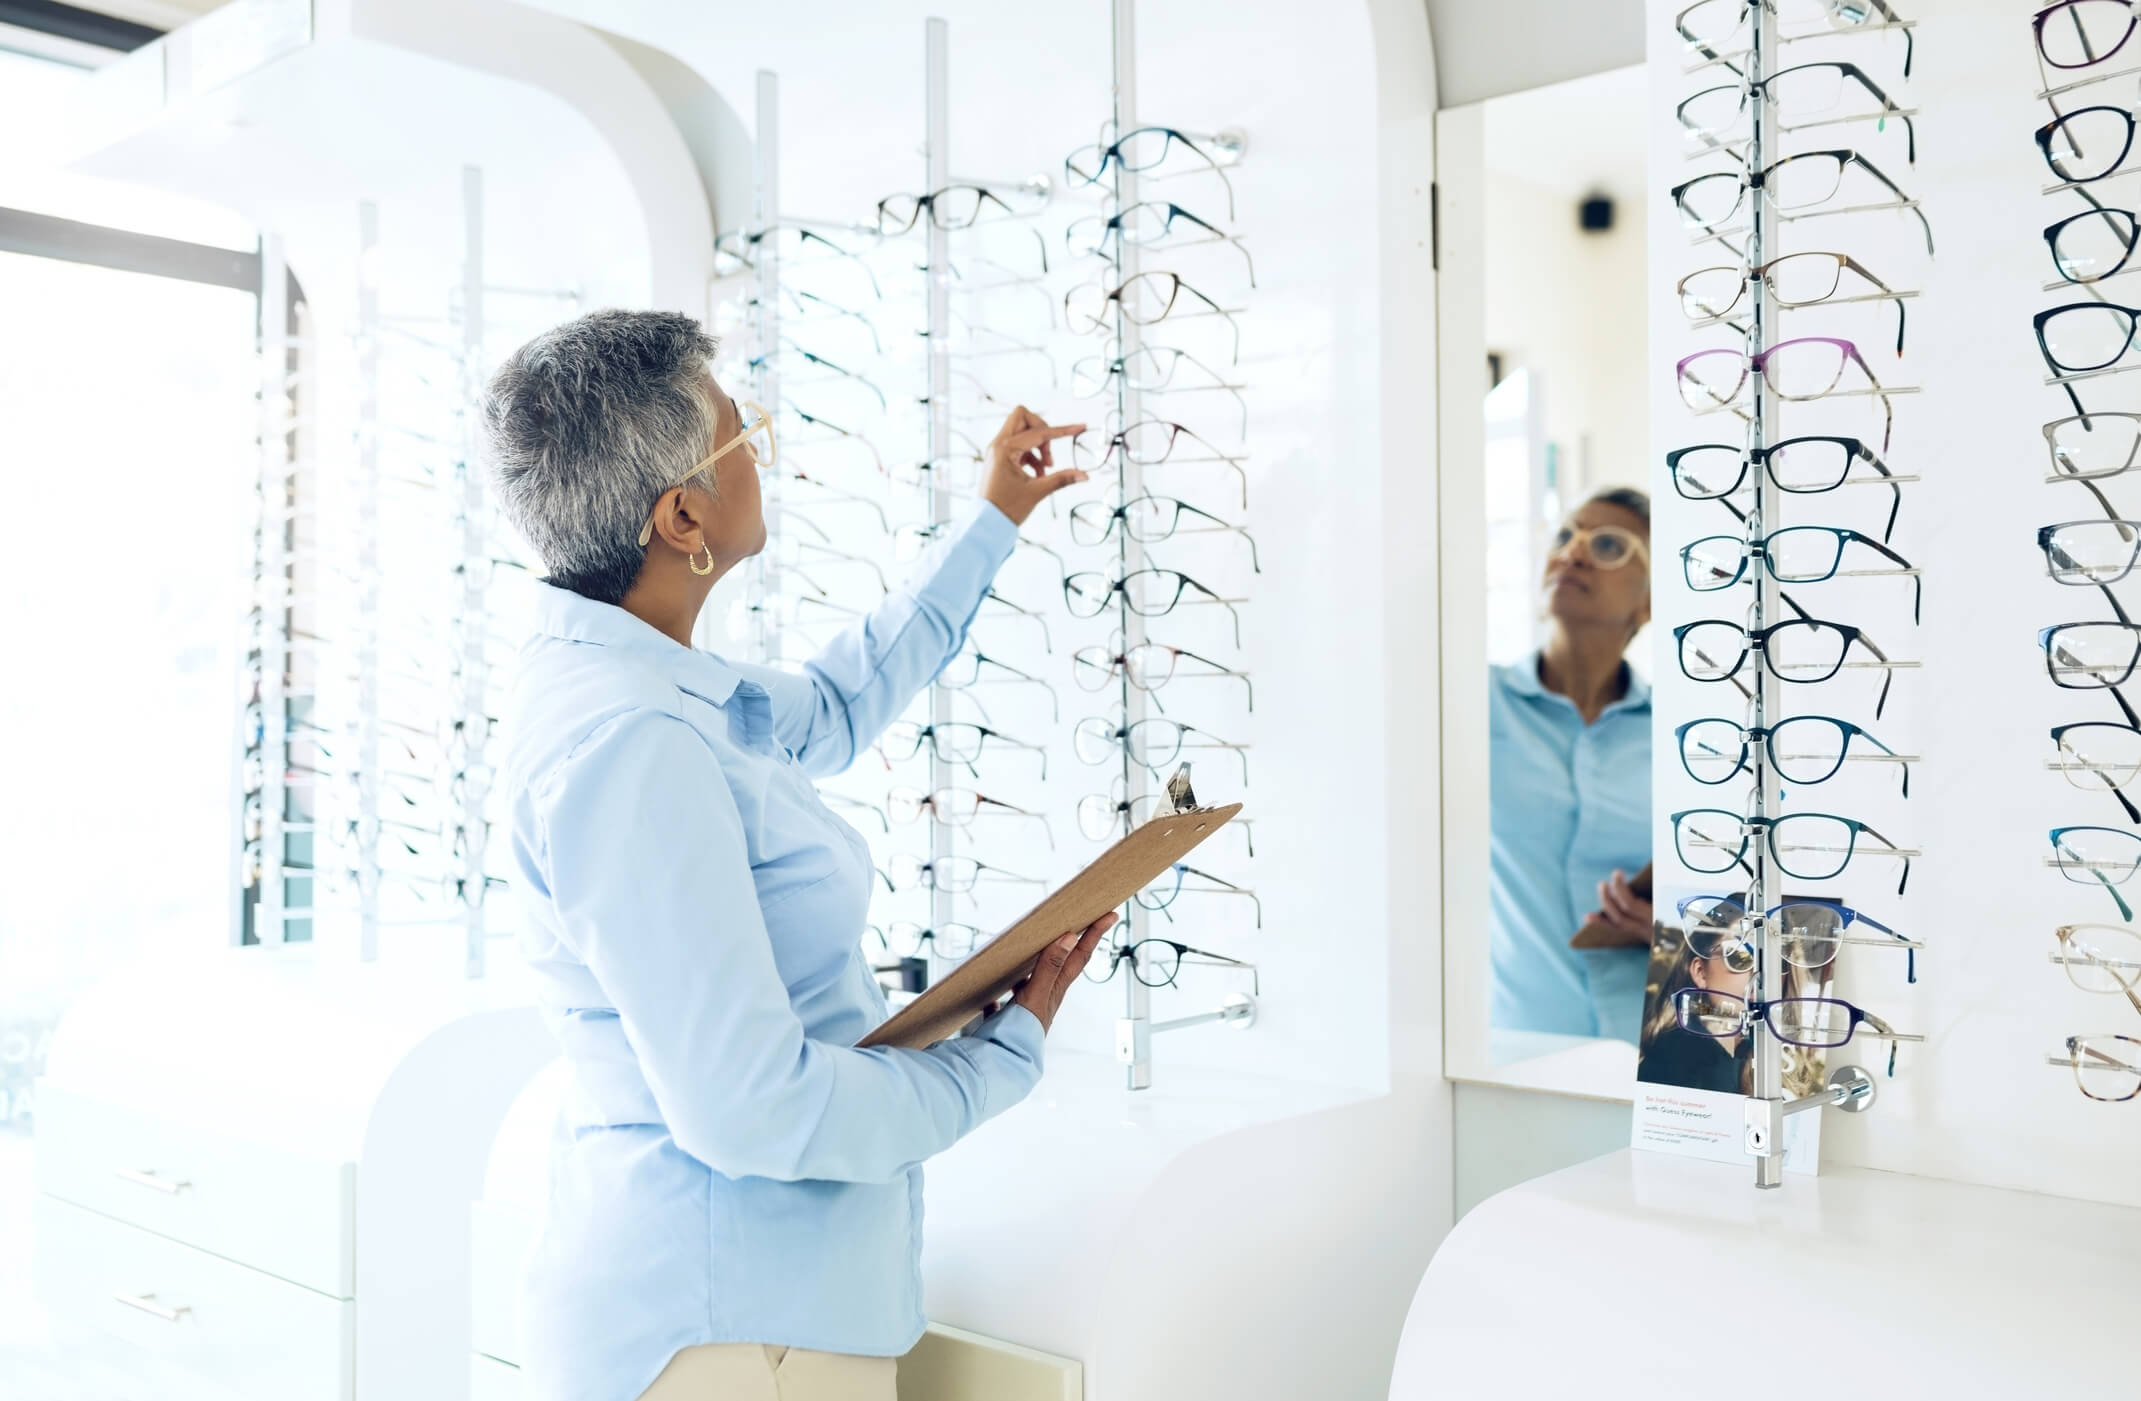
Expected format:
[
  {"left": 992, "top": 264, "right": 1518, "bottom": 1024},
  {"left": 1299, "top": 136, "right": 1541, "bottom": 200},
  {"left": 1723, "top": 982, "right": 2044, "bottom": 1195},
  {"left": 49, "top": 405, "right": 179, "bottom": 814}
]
[{"left": 689, "top": 543, "right": 715, "bottom": 576}]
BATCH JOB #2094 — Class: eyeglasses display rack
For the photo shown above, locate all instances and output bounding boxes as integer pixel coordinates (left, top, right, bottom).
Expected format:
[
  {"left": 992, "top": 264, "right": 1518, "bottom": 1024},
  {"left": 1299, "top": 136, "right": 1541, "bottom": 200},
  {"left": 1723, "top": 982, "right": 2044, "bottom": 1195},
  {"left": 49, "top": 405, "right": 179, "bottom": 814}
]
[
  {"left": 289, "top": 167, "right": 558, "bottom": 973},
  {"left": 239, "top": 233, "right": 317, "bottom": 947},
  {"left": 1669, "top": 0, "right": 1930, "bottom": 1186}
]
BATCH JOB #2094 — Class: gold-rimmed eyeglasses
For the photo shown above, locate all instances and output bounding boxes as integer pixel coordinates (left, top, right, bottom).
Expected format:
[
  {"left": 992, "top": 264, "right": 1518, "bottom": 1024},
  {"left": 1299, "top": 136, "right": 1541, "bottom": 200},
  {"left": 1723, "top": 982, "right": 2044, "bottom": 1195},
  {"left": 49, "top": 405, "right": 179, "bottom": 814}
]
[{"left": 636, "top": 399, "right": 776, "bottom": 548}]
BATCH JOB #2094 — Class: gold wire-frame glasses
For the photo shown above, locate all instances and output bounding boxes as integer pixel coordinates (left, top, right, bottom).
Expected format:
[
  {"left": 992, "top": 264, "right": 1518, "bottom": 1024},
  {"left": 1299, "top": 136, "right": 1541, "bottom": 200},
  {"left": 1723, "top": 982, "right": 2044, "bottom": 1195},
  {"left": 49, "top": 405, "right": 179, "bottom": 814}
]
[{"left": 636, "top": 399, "right": 777, "bottom": 548}]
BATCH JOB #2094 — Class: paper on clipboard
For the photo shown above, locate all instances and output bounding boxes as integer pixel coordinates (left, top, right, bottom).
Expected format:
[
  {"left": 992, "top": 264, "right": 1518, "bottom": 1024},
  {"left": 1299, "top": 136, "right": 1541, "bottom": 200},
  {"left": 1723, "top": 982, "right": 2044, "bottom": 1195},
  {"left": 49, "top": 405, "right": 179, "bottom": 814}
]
[{"left": 858, "top": 803, "right": 1245, "bottom": 1051}]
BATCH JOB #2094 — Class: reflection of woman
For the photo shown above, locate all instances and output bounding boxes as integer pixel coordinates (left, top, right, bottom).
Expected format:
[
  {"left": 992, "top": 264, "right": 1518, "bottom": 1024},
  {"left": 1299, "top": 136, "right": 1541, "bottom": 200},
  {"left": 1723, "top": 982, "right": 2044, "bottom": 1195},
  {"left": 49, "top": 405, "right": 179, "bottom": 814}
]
[
  {"left": 483, "top": 311, "right": 1112, "bottom": 1401},
  {"left": 1637, "top": 929, "right": 1753, "bottom": 1094},
  {"left": 1489, "top": 488, "right": 1653, "bottom": 1043}
]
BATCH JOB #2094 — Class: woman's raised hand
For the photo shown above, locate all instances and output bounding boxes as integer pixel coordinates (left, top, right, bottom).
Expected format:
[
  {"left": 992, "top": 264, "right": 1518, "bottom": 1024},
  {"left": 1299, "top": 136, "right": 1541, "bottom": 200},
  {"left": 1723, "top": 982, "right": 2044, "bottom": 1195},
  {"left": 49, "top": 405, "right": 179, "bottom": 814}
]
[
  {"left": 1011, "top": 911, "right": 1118, "bottom": 1032},
  {"left": 982, "top": 405, "right": 1089, "bottom": 526}
]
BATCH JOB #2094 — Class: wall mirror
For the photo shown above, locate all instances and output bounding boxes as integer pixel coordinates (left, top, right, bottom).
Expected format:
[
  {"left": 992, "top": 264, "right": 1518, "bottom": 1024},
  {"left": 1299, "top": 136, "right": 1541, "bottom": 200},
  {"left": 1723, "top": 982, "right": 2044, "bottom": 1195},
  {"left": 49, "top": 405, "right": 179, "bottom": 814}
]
[{"left": 1440, "top": 63, "right": 1654, "bottom": 1095}]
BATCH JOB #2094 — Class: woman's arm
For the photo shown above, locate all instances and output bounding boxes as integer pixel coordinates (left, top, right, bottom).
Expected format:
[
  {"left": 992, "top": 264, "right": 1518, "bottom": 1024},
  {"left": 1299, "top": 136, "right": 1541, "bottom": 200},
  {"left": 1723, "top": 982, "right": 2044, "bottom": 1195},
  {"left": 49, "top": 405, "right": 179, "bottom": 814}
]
[
  {"left": 740, "top": 407, "right": 1085, "bottom": 777},
  {"left": 736, "top": 501, "right": 1017, "bottom": 777},
  {"left": 537, "top": 707, "right": 1046, "bottom": 1184}
]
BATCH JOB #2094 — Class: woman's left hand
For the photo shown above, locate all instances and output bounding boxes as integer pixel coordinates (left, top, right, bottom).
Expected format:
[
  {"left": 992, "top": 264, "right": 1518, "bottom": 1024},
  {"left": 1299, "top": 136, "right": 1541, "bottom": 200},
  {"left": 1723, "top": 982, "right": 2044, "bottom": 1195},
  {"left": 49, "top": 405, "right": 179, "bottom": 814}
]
[{"left": 982, "top": 406, "right": 1089, "bottom": 526}]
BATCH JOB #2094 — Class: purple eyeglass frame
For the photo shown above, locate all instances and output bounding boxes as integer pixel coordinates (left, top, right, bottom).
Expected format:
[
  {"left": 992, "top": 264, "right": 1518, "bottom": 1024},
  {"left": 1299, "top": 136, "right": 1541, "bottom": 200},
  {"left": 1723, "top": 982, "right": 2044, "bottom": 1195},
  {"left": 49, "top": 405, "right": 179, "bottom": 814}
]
[{"left": 1674, "top": 336, "right": 1896, "bottom": 453}]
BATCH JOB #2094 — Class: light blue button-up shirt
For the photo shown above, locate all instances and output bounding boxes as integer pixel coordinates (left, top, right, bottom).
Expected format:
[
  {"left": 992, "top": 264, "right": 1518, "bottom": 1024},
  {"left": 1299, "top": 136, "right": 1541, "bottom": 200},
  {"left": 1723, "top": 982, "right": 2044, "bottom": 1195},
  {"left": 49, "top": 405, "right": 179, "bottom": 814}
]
[
  {"left": 1488, "top": 653, "right": 1652, "bottom": 1042},
  {"left": 502, "top": 502, "right": 1045, "bottom": 1401}
]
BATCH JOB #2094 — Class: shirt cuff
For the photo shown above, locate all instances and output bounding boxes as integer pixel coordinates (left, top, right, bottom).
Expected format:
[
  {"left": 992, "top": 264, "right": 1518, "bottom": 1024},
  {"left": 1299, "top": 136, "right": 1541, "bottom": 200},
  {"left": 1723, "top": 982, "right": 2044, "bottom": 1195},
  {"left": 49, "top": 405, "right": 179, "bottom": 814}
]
[{"left": 972, "top": 1002, "right": 1046, "bottom": 1067}]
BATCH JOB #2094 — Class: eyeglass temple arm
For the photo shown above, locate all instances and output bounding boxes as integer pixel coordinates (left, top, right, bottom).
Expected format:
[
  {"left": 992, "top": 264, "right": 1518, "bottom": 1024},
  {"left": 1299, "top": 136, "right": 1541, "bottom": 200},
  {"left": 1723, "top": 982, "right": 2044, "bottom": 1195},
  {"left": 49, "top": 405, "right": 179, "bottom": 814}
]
[
  {"left": 2065, "top": 833, "right": 2138, "bottom": 919},
  {"left": 1853, "top": 153, "right": 1935, "bottom": 256},
  {"left": 1852, "top": 720, "right": 1911, "bottom": 798}
]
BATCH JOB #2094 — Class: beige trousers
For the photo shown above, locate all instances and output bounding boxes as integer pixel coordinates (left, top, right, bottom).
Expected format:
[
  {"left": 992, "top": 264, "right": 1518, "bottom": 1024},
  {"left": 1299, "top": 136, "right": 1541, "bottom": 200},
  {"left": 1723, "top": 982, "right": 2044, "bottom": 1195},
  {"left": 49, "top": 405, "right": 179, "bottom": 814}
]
[{"left": 636, "top": 1343, "right": 897, "bottom": 1401}]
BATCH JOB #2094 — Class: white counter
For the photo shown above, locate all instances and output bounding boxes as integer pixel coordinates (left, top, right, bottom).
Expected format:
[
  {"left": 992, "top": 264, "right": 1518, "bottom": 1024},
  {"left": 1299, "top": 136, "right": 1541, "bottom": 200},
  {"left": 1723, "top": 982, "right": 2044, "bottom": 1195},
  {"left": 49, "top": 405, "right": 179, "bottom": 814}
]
[
  {"left": 482, "top": 1048, "right": 1447, "bottom": 1401},
  {"left": 1389, "top": 1148, "right": 2141, "bottom": 1401}
]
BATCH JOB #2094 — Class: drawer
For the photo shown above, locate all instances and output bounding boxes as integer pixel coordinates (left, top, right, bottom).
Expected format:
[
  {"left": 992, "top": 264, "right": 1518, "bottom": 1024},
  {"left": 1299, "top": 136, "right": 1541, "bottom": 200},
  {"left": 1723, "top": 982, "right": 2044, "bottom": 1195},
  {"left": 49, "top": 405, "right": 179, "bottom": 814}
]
[
  {"left": 471, "top": 1352, "right": 525, "bottom": 1401},
  {"left": 469, "top": 1199, "right": 537, "bottom": 1366},
  {"left": 35, "top": 1194, "right": 354, "bottom": 1401},
  {"left": 34, "top": 1080, "right": 354, "bottom": 1296}
]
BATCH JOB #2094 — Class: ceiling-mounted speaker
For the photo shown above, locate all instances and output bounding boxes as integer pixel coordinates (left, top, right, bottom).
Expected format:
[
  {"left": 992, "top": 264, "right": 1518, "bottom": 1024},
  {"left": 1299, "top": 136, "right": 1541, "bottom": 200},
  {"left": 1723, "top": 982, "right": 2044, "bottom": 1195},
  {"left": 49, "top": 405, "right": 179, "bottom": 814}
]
[{"left": 1579, "top": 193, "right": 1615, "bottom": 233}]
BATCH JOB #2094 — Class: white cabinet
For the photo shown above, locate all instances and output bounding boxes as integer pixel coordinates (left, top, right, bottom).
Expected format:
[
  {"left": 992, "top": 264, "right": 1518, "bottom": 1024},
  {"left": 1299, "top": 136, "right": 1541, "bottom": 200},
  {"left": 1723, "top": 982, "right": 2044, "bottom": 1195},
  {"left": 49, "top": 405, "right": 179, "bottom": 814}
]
[
  {"left": 35, "top": 1195, "right": 355, "bottom": 1401},
  {"left": 32, "top": 948, "right": 555, "bottom": 1401},
  {"left": 35, "top": 1082, "right": 355, "bottom": 1298}
]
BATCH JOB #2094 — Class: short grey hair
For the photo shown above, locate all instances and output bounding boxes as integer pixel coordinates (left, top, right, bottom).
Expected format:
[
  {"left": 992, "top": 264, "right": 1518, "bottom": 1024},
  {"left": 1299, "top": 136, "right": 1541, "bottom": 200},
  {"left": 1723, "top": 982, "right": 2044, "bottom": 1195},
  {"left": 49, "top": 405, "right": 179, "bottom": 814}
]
[{"left": 481, "top": 309, "right": 720, "bottom": 605}]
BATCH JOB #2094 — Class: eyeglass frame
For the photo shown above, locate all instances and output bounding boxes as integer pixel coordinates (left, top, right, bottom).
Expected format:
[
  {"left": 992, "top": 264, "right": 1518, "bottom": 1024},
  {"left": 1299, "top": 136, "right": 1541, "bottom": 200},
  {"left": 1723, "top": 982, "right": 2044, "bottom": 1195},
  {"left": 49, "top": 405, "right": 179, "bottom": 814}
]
[{"left": 636, "top": 398, "right": 776, "bottom": 548}]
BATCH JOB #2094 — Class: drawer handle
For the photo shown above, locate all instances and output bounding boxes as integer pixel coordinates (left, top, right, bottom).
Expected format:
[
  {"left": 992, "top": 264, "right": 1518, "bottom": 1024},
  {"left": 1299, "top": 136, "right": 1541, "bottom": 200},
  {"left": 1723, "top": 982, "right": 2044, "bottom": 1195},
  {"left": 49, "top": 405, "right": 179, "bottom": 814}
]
[
  {"left": 114, "top": 1292, "right": 191, "bottom": 1323},
  {"left": 114, "top": 1168, "right": 190, "bottom": 1195}
]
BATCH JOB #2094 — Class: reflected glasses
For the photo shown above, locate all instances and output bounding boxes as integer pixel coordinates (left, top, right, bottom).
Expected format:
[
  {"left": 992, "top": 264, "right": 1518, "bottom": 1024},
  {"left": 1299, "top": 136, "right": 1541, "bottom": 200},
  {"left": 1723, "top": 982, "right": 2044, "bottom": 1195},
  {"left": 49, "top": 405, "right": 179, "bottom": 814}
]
[
  {"left": 1671, "top": 808, "right": 1915, "bottom": 893},
  {"left": 1676, "top": 715, "right": 1911, "bottom": 794},
  {"left": 1549, "top": 522, "right": 1648, "bottom": 570}
]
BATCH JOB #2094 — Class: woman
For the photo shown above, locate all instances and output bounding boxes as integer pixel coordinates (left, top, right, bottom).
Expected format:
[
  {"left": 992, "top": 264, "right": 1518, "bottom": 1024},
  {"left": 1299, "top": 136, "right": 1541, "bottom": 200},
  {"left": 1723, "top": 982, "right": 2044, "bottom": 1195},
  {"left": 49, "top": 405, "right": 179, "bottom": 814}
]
[
  {"left": 1636, "top": 921, "right": 1754, "bottom": 1095},
  {"left": 1488, "top": 487, "right": 1653, "bottom": 1044},
  {"left": 482, "top": 310, "right": 1112, "bottom": 1401}
]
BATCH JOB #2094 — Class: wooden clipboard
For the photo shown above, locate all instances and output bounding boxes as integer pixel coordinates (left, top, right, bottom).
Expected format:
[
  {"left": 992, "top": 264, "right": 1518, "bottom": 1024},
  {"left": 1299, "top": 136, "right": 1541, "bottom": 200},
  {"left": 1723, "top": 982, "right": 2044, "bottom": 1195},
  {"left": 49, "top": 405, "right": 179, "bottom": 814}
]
[{"left": 858, "top": 803, "right": 1244, "bottom": 1051}]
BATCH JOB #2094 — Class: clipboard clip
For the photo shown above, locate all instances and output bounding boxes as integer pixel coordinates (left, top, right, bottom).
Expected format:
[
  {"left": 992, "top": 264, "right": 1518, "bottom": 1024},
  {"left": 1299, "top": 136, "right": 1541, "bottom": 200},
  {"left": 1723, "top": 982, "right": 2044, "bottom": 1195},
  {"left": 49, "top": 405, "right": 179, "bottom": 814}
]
[{"left": 1165, "top": 763, "right": 1200, "bottom": 815}]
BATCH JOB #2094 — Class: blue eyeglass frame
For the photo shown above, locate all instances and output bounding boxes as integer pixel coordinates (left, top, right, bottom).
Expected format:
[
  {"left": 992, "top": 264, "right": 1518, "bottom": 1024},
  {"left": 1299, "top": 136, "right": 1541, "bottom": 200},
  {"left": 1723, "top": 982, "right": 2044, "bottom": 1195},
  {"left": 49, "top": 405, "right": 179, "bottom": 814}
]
[
  {"left": 1671, "top": 808, "right": 1913, "bottom": 895},
  {"left": 1675, "top": 893, "right": 1916, "bottom": 982},
  {"left": 1673, "top": 714, "right": 1909, "bottom": 796},
  {"left": 2050, "top": 824, "right": 2141, "bottom": 920}
]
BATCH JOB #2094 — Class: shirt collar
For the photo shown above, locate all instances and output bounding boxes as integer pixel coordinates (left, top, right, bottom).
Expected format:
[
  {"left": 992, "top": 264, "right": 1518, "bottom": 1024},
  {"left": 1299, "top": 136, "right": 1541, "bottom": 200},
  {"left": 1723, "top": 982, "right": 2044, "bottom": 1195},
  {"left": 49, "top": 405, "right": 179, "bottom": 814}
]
[
  {"left": 1510, "top": 650, "right": 1652, "bottom": 714},
  {"left": 530, "top": 580, "right": 747, "bottom": 707}
]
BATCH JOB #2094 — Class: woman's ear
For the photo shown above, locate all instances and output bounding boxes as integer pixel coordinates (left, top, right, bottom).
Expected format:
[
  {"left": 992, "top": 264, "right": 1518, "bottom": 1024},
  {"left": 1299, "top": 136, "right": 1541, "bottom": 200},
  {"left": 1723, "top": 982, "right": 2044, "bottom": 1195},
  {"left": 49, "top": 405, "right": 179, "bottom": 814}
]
[{"left": 1689, "top": 956, "right": 1711, "bottom": 990}]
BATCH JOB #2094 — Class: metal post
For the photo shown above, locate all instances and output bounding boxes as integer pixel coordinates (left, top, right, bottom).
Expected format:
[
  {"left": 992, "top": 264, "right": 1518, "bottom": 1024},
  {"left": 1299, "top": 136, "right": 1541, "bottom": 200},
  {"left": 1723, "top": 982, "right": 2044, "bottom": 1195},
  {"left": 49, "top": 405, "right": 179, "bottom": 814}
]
[
  {"left": 255, "top": 234, "right": 291, "bottom": 945},
  {"left": 456, "top": 164, "right": 490, "bottom": 978},
  {"left": 1744, "top": 0, "right": 1785, "bottom": 1189},
  {"left": 1109, "top": 0, "right": 1154, "bottom": 1090},
  {"left": 753, "top": 70, "right": 781, "bottom": 664},
  {"left": 926, "top": 19, "right": 960, "bottom": 958},
  {"left": 355, "top": 202, "right": 382, "bottom": 961}
]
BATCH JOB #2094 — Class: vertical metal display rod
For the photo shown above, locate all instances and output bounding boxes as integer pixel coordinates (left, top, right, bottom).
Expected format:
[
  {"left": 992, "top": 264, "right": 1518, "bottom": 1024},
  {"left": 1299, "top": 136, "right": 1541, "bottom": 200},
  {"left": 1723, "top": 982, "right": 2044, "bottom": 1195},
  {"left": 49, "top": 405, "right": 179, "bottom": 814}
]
[
  {"left": 1109, "top": 0, "right": 1154, "bottom": 1091},
  {"left": 752, "top": 69, "right": 781, "bottom": 663},
  {"left": 926, "top": 19, "right": 959, "bottom": 956},
  {"left": 355, "top": 203, "right": 383, "bottom": 961},
  {"left": 1745, "top": 0, "right": 1786, "bottom": 1189},
  {"left": 457, "top": 165, "right": 490, "bottom": 978},
  {"left": 256, "top": 234, "right": 291, "bottom": 945}
]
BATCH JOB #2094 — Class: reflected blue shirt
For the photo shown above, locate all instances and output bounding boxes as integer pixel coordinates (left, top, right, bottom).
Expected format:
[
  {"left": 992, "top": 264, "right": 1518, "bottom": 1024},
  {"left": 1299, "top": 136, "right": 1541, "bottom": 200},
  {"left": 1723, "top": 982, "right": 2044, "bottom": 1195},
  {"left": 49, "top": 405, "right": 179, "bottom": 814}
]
[
  {"left": 502, "top": 503, "right": 1044, "bottom": 1401},
  {"left": 1488, "top": 654, "right": 1652, "bottom": 1042}
]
